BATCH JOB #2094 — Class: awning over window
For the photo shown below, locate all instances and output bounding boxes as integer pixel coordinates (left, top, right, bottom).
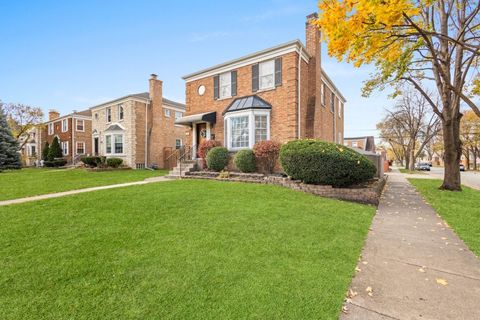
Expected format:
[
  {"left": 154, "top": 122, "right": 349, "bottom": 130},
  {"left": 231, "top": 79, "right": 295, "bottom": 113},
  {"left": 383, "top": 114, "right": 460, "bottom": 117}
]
[
  {"left": 105, "top": 124, "right": 125, "bottom": 132},
  {"left": 175, "top": 112, "right": 216, "bottom": 126},
  {"left": 223, "top": 95, "right": 272, "bottom": 115}
]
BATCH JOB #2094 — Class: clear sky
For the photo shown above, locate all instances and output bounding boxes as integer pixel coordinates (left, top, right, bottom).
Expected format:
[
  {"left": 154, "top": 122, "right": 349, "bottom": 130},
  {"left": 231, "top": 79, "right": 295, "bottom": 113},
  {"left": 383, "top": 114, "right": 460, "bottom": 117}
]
[{"left": 0, "top": 0, "right": 391, "bottom": 138}]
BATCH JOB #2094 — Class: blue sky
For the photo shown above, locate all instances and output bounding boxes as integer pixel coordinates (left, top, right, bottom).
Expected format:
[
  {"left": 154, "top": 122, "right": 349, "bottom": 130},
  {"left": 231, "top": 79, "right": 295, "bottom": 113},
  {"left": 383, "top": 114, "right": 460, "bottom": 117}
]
[{"left": 0, "top": 0, "right": 391, "bottom": 138}]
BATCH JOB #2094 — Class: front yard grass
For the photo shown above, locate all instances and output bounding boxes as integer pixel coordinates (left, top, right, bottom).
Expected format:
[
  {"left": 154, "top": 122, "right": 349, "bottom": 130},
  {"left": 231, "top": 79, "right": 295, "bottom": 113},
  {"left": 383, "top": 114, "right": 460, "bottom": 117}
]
[
  {"left": 0, "top": 180, "right": 375, "bottom": 320},
  {"left": 399, "top": 168, "right": 425, "bottom": 174},
  {"left": 409, "top": 179, "right": 480, "bottom": 256},
  {"left": 0, "top": 168, "right": 167, "bottom": 201}
]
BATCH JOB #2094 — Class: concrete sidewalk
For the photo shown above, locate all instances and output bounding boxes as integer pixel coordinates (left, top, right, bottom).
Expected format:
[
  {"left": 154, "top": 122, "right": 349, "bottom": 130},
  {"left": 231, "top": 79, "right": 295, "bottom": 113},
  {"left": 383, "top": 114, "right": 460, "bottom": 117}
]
[
  {"left": 0, "top": 176, "right": 172, "bottom": 206},
  {"left": 341, "top": 172, "right": 480, "bottom": 320}
]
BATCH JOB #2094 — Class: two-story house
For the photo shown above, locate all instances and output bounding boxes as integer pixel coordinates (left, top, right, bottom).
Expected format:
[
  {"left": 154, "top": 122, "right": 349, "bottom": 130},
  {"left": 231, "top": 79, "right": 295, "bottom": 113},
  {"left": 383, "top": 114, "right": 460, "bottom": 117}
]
[
  {"left": 19, "top": 126, "right": 43, "bottom": 166},
  {"left": 90, "top": 75, "right": 186, "bottom": 169},
  {"left": 42, "top": 109, "right": 92, "bottom": 164},
  {"left": 176, "top": 13, "right": 345, "bottom": 157}
]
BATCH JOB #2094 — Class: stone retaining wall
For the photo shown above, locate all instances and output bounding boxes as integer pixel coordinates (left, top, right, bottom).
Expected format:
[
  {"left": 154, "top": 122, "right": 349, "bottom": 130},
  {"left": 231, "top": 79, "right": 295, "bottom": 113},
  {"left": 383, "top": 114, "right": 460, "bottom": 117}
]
[{"left": 184, "top": 171, "right": 386, "bottom": 205}]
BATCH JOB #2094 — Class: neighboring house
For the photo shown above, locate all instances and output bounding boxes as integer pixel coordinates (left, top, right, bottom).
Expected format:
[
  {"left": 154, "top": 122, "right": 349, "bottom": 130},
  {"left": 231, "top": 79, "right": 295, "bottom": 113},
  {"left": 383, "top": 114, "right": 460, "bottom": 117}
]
[
  {"left": 41, "top": 109, "right": 92, "bottom": 164},
  {"left": 90, "top": 75, "right": 186, "bottom": 169},
  {"left": 176, "top": 13, "right": 346, "bottom": 157},
  {"left": 18, "top": 126, "right": 42, "bottom": 166},
  {"left": 344, "top": 136, "right": 376, "bottom": 153}
]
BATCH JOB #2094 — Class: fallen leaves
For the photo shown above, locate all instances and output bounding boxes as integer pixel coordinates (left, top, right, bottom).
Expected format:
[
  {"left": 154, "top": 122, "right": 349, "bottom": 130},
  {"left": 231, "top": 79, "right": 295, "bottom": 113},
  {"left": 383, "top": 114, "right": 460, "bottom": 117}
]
[
  {"left": 366, "top": 286, "right": 373, "bottom": 296},
  {"left": 436, "top": 278, "right": 448, "bottom": 286}
]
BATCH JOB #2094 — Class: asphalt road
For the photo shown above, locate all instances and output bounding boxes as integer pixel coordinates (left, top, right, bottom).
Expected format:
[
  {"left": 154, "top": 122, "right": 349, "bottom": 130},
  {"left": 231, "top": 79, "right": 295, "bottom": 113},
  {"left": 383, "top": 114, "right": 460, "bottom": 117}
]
[{"left": 425, "top": 166, "right": 480, "bottom": 190}]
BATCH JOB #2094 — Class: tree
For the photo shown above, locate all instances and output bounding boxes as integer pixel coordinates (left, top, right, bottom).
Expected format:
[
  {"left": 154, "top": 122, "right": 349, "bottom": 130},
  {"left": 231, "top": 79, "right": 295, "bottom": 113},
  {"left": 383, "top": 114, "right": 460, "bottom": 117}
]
[
  {"left": 48, "top": 137, "right": 62, "bottom": 161},
  {"left": 42, "top": 142, "right": 50, "bottom": 161},
  {"left": 460, "top": 110, "right": 480, "bottom": 170},
  {"left": 0, "top": 102, "right": 22, "bottom": 170},
  {"left": 3, "top": 102, "right": 43, "bottom": 149},
  {"left": 315, "top": 1, "right": 480, "bottom": 190}
]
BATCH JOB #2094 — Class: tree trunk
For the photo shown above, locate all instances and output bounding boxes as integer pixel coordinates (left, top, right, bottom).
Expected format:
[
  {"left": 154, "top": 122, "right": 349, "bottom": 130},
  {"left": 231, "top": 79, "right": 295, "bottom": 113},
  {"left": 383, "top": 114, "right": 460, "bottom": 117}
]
[
  {"left": 408, "top": 148, "right": 415, "bottom": 171},
  {"left": 474, "top": 148, "right": 478, "bottom": 171},
  {"left": 405, "top": 156, "right": 410, "bottom": 170},
  {"left": 441, "top": 118, "right": 462, "bottom": 191}
]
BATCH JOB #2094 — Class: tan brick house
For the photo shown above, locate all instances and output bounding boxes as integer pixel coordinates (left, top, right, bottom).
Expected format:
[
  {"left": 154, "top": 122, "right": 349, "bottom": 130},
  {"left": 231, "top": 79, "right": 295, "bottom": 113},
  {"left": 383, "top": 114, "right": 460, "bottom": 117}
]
[
  {"left": 41, "top": 109, "right": 92, "bottom": 164},
  {"left": 90, "top": 75, "right": 186, "bottom": 169},
  {"left": 176, "top": 13, "right": 345, "bottom": 157}
]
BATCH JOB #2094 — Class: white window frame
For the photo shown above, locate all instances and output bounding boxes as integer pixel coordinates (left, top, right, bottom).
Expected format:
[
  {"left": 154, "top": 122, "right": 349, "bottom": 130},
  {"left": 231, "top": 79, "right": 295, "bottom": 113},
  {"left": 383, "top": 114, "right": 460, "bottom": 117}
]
[
  {"left": 175, "top": 138, "right": 182, "bottom": 149},
  {"left": 61, "top": 119, "right": 68, "bottom": 132},
  {"left": 218, "top": 71, "right": 232, "bottom": 99},
  {"left": 225, "top": 109, "right": 271, "bottom": 151},
  {"left": 352, "top": 141, "right": 358, "bottom": 148},
  {"left": 175, "top": 111, "right": 183, "bottom": 120},
  {"left": 61, "top": 141, "right": 69, "bottom": 156},
  {"left": 164, "top": 108, "right": 171, "bottom": 118},
  {"left": 76, "top": 119, "right": 85, "bottom": 132},
  {"left": 259, "top": 60, "right": 275, "bottom": 91},
  {"left": 76, "top": 141, "right": 85, "bottom": 155},
  {"left": 104, "top": 133, "right": 124, "bottom": 155},
  {"left": 321, "top": 82, "right": 326, "bottom": 106},
  {"left": 48, "top": 123, "right": 54, "bottom": 135},
  {"left": 106, "top": 107, "right": 112, "bottom": 123},
  {"left": 118, "top": 105, "right": 124, "bottom": 121}
]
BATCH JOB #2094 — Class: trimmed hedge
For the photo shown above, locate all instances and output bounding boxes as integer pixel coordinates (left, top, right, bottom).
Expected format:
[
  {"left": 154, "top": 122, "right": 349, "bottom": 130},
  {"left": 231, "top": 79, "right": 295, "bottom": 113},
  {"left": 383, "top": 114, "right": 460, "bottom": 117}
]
[
  {"left": 81, "top": 156, "right": 106, "bottom": 168},
  {"left": 206, "top": 147, "right": 229, "bottom": 171},
  {"left": 106, "top": 157, "right": 123, "bottom": 168},
  {"left": 279, "top": 140, "right": 376, "bottom": 187},
  {"left": 234, "top": 149, "right": 256, "bottom": 173},
  {"left": 44, "top": 159, "right": 67, "bottom": 167}
]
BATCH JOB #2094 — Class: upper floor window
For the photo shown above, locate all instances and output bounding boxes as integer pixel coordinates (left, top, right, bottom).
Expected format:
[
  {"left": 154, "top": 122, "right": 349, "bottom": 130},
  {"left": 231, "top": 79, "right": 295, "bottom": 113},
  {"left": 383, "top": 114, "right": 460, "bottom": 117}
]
[
  {"left": 118, "top": 105, "right": 124, "bottom": 120},
  {"left": 164, "top": 109, "right": 171, "bottom": 117},
  {"left": 76, "top": 119, "right": 84, "bottom": 132},
  {"left": 106, "top": 108, "right": 112, "bottom": 123},
  {"left": 175, "top": 111, "right": 183, "bottom": 120},
  {"left": 330, "top": 92, "right": 335, "bottom": 112},
  {"left": 219, "top": 72, "right": 231, "bottom": 99},
  {"left": 214, "top": 71, "right": 237, "bottom": 100},
  {"left": 48, "top": 123, "right": 54, "bottom": 135},
  {"left": 61, "top": 119, "right": 68, "bottom": 132},
  {"left": 175, "top": 139, "right": 182, "bottom": 149},
  {"left": 61, "top": 141, "right": 69, "bottom": 156},
  {"left": 321, "top": 83, "right": 326, "bottom": 106},
  {"left": 259, "top": 60, "right": 275, "bottom": 90}
]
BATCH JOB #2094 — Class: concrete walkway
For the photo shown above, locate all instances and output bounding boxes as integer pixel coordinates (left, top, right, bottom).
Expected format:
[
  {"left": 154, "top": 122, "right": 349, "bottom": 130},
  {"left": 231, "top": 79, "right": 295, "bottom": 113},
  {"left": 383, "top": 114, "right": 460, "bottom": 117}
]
[
  {"left": 0, "top": 176, "right": 172, "bottom": 206},
  {"left": 341, "top": 172, "right": 480, "bottom": 320}
]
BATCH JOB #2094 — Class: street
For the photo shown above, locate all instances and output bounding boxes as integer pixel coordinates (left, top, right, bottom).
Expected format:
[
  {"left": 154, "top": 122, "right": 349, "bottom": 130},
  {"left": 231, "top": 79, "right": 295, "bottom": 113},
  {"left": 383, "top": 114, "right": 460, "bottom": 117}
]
[{"left": 404, "top": 166, "right": 480, "bottom": 190}]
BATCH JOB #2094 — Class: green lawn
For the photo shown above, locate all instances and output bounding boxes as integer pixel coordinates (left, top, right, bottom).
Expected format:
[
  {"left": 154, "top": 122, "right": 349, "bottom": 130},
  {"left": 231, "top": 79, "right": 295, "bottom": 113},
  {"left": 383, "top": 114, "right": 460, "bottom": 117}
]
[
  {"left": 409, "top": 179, "right": 480, "bottom": 256},
  {"left": 0, "top": 180, "right": 375, "bottom": 320},
  {"left": 399, "top": 168, "right": 425, "bottom": 174},
  {"left": 0, "top": 168, "right": 167, "bottom": 201}
]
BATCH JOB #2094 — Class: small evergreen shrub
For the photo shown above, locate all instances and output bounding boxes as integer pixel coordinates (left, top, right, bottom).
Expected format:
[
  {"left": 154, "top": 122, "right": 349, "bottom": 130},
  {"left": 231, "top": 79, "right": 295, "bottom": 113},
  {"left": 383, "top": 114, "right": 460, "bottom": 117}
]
[
  {"left": 206, "top": 147, "right": 229, "bottom": 171},
  {"left": 48, "top": 137, "right": 62, "bottom": 161},
  {"left": 81, "top": 156, "right": 100, "bottom": 168},
  {"left": 198, "top": 140, "right": 221, "bottom": 159},
  {"left": 253, "top": 140, "right": 281, "bottom": 173},
  {"left": 42, "top": 142, "right": 50, "bottom": 161},
  {"left": 0, "top": 107, "right": 21, "bottom": 170},
  {"left": 234, "top": 149, "right": 256, "bottom": 173},
  {"left": 106, "top": 157, "right": 123, "bottom": 168},
  {"left": 279, "top": 139, "right": 377, "bottom": 187}
]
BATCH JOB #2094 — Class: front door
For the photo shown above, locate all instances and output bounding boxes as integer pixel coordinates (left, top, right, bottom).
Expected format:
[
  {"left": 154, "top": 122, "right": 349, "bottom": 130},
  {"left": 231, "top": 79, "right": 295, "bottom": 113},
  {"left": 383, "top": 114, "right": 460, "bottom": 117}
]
[
  {"left": 94, "top": 137, "right": 99, "bottom": 155},
  {"left": 196, "top": 123, "right": 207, "bottom": 147}
]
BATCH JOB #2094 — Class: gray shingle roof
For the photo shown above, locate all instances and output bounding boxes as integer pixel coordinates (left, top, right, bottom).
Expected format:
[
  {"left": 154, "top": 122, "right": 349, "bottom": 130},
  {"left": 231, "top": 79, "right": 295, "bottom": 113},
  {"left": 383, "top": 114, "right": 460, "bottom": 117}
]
[
  {"left": 105, "top": 124, "right": 125, "bottom": 132},
  {"left": 223, "top": 95, "right": 272, "bottom": 115},
  {"left": 90, "top": 92, "right": 185, "bottom": 110}
]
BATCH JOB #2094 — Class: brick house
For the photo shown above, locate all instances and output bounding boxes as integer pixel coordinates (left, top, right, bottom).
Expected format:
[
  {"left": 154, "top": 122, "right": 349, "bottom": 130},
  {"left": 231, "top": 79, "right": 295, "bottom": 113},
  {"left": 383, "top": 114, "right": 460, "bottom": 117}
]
[
  {"left": 344, "top": 136, "right": 376, "bottom": 153},
  {"left": 19, "top": 126, "right": 43, "bottom": 166},
  {"left": 90, "top": 75, "right": 186, "bottom": 169},
  {"left": 176, "top": 13, "right": 346, "bottom": 157},
  {"left": 41, "top": 109, "right": 92, "bottom": 164}
]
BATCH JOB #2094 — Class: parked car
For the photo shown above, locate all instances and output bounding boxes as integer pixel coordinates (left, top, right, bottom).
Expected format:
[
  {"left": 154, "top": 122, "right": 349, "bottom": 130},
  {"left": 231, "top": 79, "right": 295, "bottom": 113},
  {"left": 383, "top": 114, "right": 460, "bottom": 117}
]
[
  {"left": 460, "top": 164, "right": 465, "bottom": 171},
  {"left": 415, "top": 162, "right": 431, "bottom": 171}
]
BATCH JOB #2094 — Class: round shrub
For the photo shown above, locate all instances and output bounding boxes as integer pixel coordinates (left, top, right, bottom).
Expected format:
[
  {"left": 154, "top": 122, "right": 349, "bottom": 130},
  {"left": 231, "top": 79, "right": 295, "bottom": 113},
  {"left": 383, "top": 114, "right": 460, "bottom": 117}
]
[
  {"left": 206, "top": 147, "right": 229, "bottom": 171},
  {"left": 106, "top": 157, "right": 123, "bottom": 168},
  {"left": 234, "top": 149, "right": 256, "bottom": 173},
  {"left": 279, "top": 140, "right": 376, "bottom": 187},
  {"left": 198, "top": 140, "right": 221, "bottom": 159},
  {"left": 81, "top": 156, "right": 100, "bottom": 168},
  {"left": 253, "top": 140, "right": 281, "bottom": 173}
]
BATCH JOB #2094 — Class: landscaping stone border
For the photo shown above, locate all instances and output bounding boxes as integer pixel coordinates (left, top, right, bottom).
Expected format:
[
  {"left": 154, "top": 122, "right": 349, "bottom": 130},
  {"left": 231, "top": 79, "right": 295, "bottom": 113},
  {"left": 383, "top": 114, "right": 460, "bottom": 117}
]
[{"left": 184, "top": 171, "right": 387, "bottom": 205}]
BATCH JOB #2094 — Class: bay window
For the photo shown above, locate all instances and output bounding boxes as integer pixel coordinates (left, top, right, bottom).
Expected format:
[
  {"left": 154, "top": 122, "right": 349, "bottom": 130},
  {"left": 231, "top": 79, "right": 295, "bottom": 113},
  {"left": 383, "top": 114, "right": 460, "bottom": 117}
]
[
  {"left": 230, "top": 116, "right": 249, "bottom": 148},
  {"left": 105, "top": 134, "right": 123, "bottom": 154},
  {"left": 225, "top": 110, "right": 270, "bottom": 150}
]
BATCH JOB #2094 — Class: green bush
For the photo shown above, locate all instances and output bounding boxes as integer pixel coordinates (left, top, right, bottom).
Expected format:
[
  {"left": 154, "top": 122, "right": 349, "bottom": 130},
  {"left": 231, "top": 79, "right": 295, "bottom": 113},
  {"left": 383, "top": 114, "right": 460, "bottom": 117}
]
[
  {"left": 47, "top": 137, "right": 62, "bottom": 161},
  {"left": 42, "top": 142, "right": 50, "bottom": 161},
  {"left": 253, "top": 140, "right": 281, "bottom": 173},
  {"left": 81, "top": 156, "right": 100, "bottom": 167},
  {"left": 279, "top": 140, "right": 376, "bottom": 187},
  {"left": 234, "top": 149, "right": 256, "bottom": 173},
  {"left": 44, "top": 159, "right": 67, "bottom": 167},
  {"left": 106, "top": 157, "right": 123, "bottom": 168},
  {"left": 206, "top": 147, "right": 229, "bottom": 172}
]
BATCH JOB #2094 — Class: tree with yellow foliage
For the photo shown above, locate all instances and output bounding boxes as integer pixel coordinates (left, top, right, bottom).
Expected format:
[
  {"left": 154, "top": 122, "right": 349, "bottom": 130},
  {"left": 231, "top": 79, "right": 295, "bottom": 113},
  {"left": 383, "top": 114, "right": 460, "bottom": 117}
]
[
  {"left": 460, "top": 110, "right": 480, "bottom": 170},
  {"left": 315, "top": 0, "right": 480, "bottom": 190}
]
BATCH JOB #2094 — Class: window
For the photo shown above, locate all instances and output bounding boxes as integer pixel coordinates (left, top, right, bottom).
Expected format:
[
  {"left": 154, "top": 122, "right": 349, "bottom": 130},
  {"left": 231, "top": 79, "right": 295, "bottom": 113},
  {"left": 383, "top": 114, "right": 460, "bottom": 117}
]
[
  {"left": 61, "top": 141, "right": 69, "bottom": 156},
  {"left": 259, "top": 60, "right": 275, "bottom": 90},
  {"left": 330, "top": 92, "right": 335, "bottom": 112},
  {"left": 339, "top": 102, "right": 343, "bottom": 118},
  {"left": 254, "top": 115, "right": 268, "bottom": 143},
  {"left": 114, "top": 134, "right": 123, "bottom": 154},
  {"left": 175, "top": 111, "right": 183, "bottom": 120},
  {"left": 76, "top": 142, "right": 85, "bottom": 155},
  {"left": 219, "top": 72, "right": 231, "bottom": 99},
  {"left": 230, "top": 116, "right": 249, "bottom": 148},
  {"left": 321, "top": 83, "right": 326, "bottom": 106},
  {"left": 175, "top": 139, "right": 182, "bottom": 149},
  {"left": 164, "top": 108, "right": 171, "bottom": 117},
  {"left": 30, "top": 145, "right": 36, "bottom": 156},
  {"left": 76, "top": 119, "right": 84, "bottom": 131},
  {"left": 106, "top": 108, "right": 112, "bottom": 123},
  {"left": 48, "top": 123, "right": 54, "bottom": 135},
  {"left": 61, "top": 119, "right": 68, "bottom": 132},
  {"left": 118, "top": 105, "right": 124, "bottom": 120},
  {"left": 94, "top": 113, "right": 98, "bottom": 120},
  {"left": 105, "top": 135, "right": 112, "bottom": 153},
  {"left": 352, "top": 141, "right": 358, "bottom": 148}
]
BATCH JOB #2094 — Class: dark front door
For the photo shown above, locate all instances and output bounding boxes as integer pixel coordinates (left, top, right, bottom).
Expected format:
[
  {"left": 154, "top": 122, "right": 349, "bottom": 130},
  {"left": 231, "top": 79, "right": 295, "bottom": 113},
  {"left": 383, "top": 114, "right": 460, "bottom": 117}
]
[
  {"left": 196, "top": 123, "right": 207, "bottom": 147},
  {"left": 94, "top": 137, "right": 99, "bottom": 155}
]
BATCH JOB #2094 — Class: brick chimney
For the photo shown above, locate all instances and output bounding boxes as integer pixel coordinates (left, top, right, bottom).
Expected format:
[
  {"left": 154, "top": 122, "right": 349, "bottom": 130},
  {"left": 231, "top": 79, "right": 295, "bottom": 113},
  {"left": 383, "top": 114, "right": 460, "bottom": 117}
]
[
  {"left": 148, "top": 74, "right": 165, "bottom": 167},
  {"left": 48, "top": 109, "right": 60, "bottom": 121}
]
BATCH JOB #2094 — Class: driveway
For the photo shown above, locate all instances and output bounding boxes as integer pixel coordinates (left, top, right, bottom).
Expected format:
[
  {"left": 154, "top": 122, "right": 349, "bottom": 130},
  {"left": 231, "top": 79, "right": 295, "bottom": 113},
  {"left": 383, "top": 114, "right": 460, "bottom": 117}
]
[{"left": 400, "top": 166, "right": 480, "bottom": 190}]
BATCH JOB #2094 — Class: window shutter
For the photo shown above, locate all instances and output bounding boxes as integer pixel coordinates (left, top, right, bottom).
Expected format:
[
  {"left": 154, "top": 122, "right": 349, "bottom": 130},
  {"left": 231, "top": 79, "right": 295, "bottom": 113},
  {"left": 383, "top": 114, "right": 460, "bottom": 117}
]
[
  {"left": 214, "top": 75, "right": 219, "bottom": 100},
  {"left": 274, "top": 57, "right": 282, "bottom": 87},
  {"left": 231, "top": 71, "right": 237, "bottom": 96},
  {"left": 252, "top": 64, "right": 259, "bottom": 92}
]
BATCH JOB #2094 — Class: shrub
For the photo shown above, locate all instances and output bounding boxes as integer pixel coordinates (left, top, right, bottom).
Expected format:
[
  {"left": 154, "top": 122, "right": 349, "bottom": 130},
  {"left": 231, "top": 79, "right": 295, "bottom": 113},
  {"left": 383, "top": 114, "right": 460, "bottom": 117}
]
[
  {"left": 279, "top": 139, "right": 377, "bottom": 187},
  {"left": 206, "top": 147, "right": 229, "bottom": 171},
  {"left": 44, "top": 159, "right": 67, "bottom": 167},
  {"left": 106, "top": 157, "right": 123, "bottom": 168},
  {"left": 234, "top": 149, "right": 256, "bottom": 173},
  {"left": 42, "top": 142, "right": 50, "bottom": 161},
  {"left": 198, "top": 140, "right": 221, "bottom": 159},
  {"left": 48, "top": 137, "right": 62, "bottom": 161},
  {"left": 81, "top": 156, "right": 100, "bottom": 168},
  {"left": 253, "top": 140, "right": 281, "bottom": 173}
]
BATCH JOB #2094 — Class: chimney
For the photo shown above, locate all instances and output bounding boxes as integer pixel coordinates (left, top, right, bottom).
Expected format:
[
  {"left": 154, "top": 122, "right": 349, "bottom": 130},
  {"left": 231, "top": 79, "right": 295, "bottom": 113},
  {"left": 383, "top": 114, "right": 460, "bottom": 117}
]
[
  {"left": 148, "top": 73, "right": 164, "bottom": 167},
  {"left": 149, "top": 74, "right": 162, "bottom": 108},
  {"left": 48, "top": 109, "right": 60, "bottom": 121}
]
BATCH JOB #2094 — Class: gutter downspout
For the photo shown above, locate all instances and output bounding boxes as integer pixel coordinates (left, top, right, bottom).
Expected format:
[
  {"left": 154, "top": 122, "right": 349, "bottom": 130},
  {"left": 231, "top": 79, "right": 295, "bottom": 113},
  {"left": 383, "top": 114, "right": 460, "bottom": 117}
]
[
  {"left": 145, "top": 99, "right": 150, "bottom": 169},
  {"left": 297, "top": 47, "right": 302, "bottom": 139}
]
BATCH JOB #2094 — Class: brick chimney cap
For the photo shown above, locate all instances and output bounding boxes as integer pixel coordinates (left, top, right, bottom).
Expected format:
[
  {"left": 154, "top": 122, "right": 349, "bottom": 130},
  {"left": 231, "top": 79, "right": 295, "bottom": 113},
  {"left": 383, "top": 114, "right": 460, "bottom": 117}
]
[
  {"left": 150, "top": 74, "right": 158, "bottom": 79},
  {"left": 49, "top": 109, "right": 59, "bottom": 113},
  {"left": 306, "top": 12, "right": 318, "bottom": 20}
]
